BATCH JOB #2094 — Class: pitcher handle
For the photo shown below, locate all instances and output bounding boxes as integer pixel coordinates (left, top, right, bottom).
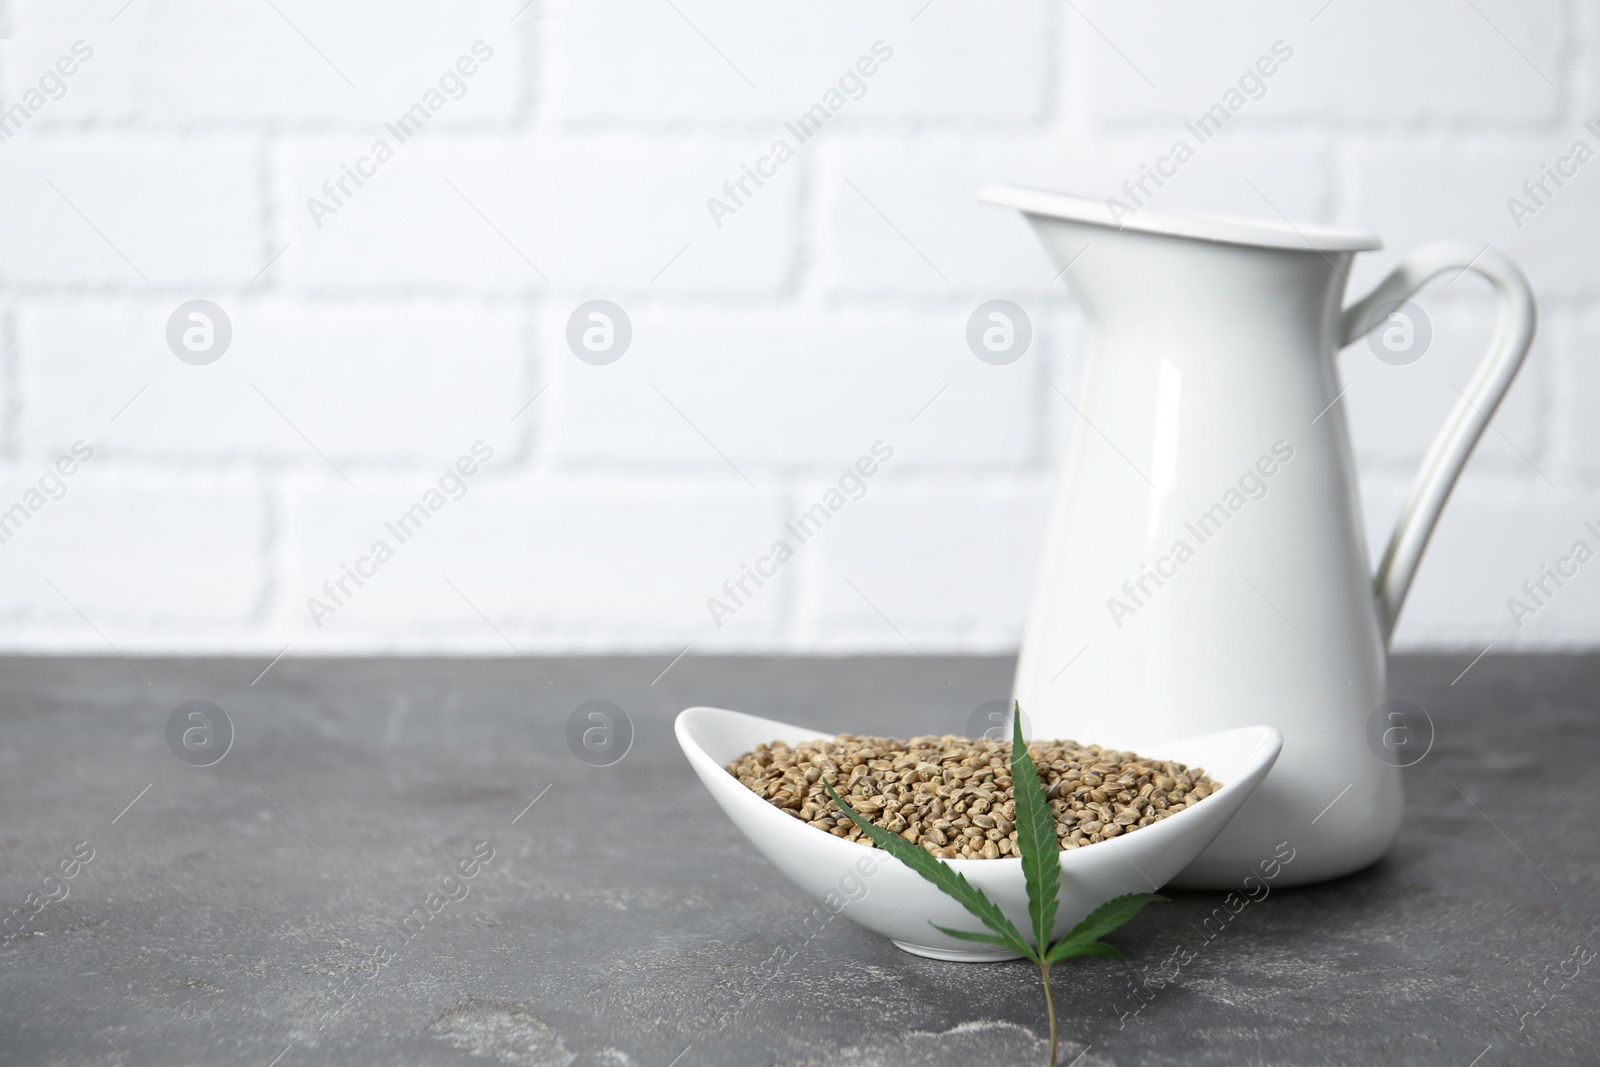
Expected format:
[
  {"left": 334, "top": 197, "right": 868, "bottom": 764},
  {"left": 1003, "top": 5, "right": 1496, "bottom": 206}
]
[{"left": 1340, "top": 241, "right": 1537, "bottom": 647}]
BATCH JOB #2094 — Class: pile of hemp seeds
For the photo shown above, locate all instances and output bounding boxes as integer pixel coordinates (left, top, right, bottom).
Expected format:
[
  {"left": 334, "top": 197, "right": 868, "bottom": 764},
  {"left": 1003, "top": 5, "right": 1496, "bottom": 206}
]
[{"left": 725, "top": 733, "right": 1222, "bottom": 859}]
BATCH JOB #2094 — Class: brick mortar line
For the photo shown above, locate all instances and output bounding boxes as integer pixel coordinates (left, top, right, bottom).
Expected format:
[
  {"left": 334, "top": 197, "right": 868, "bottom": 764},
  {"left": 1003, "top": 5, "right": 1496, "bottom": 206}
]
[
  {"left": 2, "top": 455, "right": 1583, "bottom": 495},
  {"left": 0, "top": 457, "right": 1558, "bottom": 486},
  {"left": 11, "top": 290, "right": 1600, "bottom": 310},
  {"left": 12, "top": 122, "right": 1600, "bottom": 151},
  {"left": 31, "top": 119, "right": 1600, "bottom": 145},
  {"left": 11, "top": 116, "right": 1062, "bottom": 140},
  {"left": 255, "top": 127, "right": 283, "bottom": 294},
  {"left": 0, "top": 309, "right": 19, "bottom": 462},
  {"left": 250, "top": 472, "right": 281, "bottom": 628}
]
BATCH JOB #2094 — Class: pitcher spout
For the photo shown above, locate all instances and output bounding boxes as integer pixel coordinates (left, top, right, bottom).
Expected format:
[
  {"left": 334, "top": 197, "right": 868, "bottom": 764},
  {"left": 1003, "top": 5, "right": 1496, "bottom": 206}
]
[
  {"left": 979, "top": 186, "right": 1380, "bottom": 255},
  {"left": 980, "top": 185, "right": 1376, "bottom": 347}
]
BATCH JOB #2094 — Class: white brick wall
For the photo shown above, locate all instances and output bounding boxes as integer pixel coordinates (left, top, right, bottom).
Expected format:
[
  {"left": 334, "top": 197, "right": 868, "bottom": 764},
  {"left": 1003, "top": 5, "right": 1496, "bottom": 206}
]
[{"left": 0, "top": 0, "right": 1594, "bottom": 655}]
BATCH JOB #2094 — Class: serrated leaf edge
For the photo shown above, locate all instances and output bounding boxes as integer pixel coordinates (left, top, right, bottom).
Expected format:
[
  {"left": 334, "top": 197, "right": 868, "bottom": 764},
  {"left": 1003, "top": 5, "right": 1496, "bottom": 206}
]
[
  {"left": 1011, "top": 703, "right": 1060, "bottom": 955},
  {"left": 821, "top": 778, "right": 1035, "bottom": 961}
]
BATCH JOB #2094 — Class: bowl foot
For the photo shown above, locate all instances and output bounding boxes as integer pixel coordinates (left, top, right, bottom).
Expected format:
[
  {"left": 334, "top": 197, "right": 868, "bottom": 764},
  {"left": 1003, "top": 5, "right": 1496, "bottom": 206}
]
[{"left": 892, "top": 940, "right": 1025, "bottom": 963}]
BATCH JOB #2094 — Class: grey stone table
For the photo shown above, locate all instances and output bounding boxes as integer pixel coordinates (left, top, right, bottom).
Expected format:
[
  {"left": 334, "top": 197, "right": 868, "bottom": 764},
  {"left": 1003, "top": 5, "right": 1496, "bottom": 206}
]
[{"left": 1, "top": 654, "right": 1596, "bottom": 1067}]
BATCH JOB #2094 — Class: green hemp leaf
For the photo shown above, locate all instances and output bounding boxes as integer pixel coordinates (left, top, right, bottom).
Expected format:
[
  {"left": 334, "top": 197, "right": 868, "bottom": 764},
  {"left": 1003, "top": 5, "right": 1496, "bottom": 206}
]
[{"left": 823, "top": 703, "right": 1166, "bottom": 1067}]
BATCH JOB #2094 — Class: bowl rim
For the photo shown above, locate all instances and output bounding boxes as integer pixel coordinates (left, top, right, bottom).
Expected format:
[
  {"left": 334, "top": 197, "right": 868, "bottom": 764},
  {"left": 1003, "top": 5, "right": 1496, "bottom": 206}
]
[{"left": 675, "top": 705, "right": 1283, "bottom": 872}]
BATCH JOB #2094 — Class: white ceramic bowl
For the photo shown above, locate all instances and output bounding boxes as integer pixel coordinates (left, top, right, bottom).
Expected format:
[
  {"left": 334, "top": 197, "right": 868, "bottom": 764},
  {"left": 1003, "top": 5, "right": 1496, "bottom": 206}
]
[{"left": 675, "top": 706, "right": 1282, "bottom": 962}]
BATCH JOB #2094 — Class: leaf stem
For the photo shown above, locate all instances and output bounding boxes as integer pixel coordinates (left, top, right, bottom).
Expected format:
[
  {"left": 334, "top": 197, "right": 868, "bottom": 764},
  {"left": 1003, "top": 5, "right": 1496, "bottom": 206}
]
[{"left": 1041, "top": 957, "right": 1057, "bottom": 1067}]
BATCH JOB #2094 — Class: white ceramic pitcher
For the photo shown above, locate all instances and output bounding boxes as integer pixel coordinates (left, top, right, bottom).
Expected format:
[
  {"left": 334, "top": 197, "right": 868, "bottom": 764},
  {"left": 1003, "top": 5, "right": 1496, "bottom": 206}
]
[{"left": 982, "top": 186, "right": 1535, "bottom": 888}]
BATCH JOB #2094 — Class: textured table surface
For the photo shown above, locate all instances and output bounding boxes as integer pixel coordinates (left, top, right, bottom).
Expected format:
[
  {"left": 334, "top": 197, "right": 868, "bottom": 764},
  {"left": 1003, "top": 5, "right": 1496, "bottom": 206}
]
[{"left": 1, "top": 654, "right": 1596, "bottom": 1067}]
